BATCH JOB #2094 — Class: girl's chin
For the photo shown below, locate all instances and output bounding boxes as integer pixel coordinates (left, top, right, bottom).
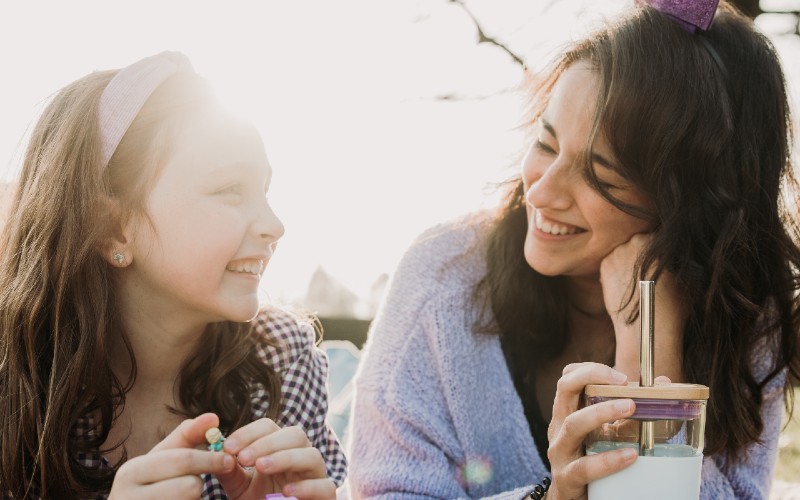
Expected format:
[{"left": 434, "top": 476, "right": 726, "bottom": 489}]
[{"left": 220, "top": 301, "right": 262, "bottom": 323}]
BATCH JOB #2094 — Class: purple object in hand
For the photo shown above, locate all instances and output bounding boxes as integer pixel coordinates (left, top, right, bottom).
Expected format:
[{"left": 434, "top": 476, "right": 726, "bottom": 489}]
[
  {"left": 586, "top": 396, "right": 705, "bottom": 420},
  {"left": 638, "top": 0, "right": 720, "bottom": 32},
  {"left": 265, "top": 495, "right": 298, "bottom": 500}
]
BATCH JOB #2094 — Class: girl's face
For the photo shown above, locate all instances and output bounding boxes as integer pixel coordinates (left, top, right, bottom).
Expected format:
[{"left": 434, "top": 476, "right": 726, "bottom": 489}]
[
  {"left": 124, "top": 112, "right": 284, "bottom": 325},
  {"left": 522, "top": 62, "right": 653, "bottom": 278}
]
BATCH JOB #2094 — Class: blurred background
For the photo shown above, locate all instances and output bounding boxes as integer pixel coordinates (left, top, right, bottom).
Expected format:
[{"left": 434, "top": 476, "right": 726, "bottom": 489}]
[
  {"left": 1, "top": 0, "right": 799, "bottom": 493},
  {"left": 1, "top": 0, "right": 797, "bottom": 317}
]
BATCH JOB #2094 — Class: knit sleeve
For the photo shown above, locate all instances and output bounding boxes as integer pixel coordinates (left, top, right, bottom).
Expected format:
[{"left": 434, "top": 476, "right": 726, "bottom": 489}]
[
  {"left": 350, "top": 295, "right": 548, "bottom": 500},
  {"left": 251, "top": 309, "right": 348, "bottom": 487},
  {"left": 348, "top": 297, "right": 474, "bottom": 499},
  {"left": 699, "top": 375, "right": 784, "bottom": 499},
  {"left": 698, "top": 333, "right": 787, "bottom": 500}
]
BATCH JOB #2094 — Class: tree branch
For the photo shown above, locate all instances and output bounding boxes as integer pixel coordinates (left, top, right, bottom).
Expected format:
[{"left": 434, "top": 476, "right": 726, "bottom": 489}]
[{"left": 448, "top": 0, "right": 526, "bottom": 68}]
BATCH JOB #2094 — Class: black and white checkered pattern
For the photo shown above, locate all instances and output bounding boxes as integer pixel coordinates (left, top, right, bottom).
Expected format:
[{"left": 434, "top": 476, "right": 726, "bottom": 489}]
[{"left": 62, "top": 308, "right": 348, "bottom": 499}]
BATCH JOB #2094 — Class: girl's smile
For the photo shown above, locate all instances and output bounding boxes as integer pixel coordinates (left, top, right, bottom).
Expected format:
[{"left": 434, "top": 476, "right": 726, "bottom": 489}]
[{"left": 226, "top": 255, "right": 268, "bottom": 277}]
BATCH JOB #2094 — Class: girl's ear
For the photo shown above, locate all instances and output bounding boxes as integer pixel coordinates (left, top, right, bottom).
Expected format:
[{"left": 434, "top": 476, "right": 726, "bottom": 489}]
[{"left": 99, "top": 197, "right": 135, "bottom": 268}]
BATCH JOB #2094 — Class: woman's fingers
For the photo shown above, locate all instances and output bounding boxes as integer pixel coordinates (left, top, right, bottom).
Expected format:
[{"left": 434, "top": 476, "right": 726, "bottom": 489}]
[
  {"left": 655, "top": 375, "right": 672, "bottom": 385},
  {"left": 283, "top": 478, "right": 337, "bottom": 500},
  {"left": 550, "top": 399, "right": 635, "bottom": 456},
  {"left": 553, "top": 447, "right": 638, "bottom": 496},
  {"left": 235, "top": 425, "right": 311, "bottom": 467},
  {"left": 550, "top": 363, "right": 628, "bottom": 431},
  {"left": 150, "top": 413, "right": 220, "bottom": 453}
]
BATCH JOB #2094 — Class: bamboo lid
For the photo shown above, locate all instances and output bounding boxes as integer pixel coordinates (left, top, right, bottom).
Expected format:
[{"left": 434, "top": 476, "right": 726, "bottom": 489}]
[{"left": 585, "top": 382, "right": 709, "bottom": 400}]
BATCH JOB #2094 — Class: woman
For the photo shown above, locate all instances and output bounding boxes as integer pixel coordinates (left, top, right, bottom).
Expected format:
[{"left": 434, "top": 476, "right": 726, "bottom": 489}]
[{"left": 348, "top": 1, "right": 799, "bottom": 498}]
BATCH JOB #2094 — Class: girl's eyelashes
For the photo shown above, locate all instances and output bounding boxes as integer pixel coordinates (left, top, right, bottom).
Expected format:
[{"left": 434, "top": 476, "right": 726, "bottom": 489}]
[
  {"left": 214, "top": 184, "right": 246, "bottom": 204},
  {"left": 534, "top": 139, "right": 556, "bottom": 155},
  {"left": 215, "top": 184, "right": 243, "bottom": 195}
]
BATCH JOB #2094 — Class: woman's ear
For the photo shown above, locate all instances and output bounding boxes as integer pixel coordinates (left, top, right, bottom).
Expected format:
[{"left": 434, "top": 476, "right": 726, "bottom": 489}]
[{"left": 98, "top": 197, "right": 135, "bottom": 268}]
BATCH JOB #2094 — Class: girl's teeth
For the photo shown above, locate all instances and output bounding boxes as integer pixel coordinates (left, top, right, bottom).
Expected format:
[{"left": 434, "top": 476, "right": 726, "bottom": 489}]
[{"left": 227, "top": 260, "right": 264, "bottom": 274}]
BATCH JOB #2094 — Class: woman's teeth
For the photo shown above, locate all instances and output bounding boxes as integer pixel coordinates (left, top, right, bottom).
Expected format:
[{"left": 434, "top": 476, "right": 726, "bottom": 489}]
[
  {"left": 226, "top": 259, "right": 264, "bottom": 275},
  {"left": 535, "top": 211, "right": 582, "bottom": 236}
]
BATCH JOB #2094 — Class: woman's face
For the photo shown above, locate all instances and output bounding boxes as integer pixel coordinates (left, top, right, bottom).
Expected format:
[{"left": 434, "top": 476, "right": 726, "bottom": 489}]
[{"left": 522, "top": 62, "right": 653, "bottom": 279}]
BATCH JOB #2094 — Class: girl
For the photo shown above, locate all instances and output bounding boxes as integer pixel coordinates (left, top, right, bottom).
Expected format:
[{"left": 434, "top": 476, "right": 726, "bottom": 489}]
[
  {"left": 348, "top": 1, "right": 799, "bottom": 498},
  {"left": 0, "top": 52, "right": 345, "bottom": 499}
]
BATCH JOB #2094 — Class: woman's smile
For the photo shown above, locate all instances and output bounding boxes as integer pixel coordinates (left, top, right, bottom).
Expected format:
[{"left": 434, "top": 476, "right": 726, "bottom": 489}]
[{"left": 532, "top": 209, "right": 587, "bottom": 237}]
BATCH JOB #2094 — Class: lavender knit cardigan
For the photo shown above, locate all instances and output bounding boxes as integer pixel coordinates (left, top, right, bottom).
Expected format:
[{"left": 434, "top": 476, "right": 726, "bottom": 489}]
[{"left": 347, "top": 213, "right": 785, "bottom": 500}]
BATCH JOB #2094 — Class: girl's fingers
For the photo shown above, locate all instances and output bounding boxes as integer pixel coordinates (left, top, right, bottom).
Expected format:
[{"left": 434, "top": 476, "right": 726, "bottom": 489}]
[
  {"left": 213, "top": 465, "right": 254, "bottom": 500},
  {"left": 236, "top": 425, "right": 311, "bottom": 467},
  {"left": 136, "top": 475, "right": 205, "bottom": 499},
  {"left": 255, "top": 446, "right": 328, "bottom": 478},
  {"left": 550, "top": 363, "right": 628, "bottom": 430},
  {"left": 283, "top": 478, "right": 337, "bottom": 500},
  {"left": 118, "top": 448, "right": 234, "bottom": 483},
  {"left": 223, "top": 417, "right": 281, "bottom": 455},
  {"left": 150, "top": 413, "right": 220, "bottom": 452}
]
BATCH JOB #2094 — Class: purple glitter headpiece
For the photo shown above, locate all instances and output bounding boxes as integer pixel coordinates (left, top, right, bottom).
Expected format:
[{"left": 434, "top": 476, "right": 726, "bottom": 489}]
[{"left": 637, "top": 0, "right": 721, "bottom": 33}]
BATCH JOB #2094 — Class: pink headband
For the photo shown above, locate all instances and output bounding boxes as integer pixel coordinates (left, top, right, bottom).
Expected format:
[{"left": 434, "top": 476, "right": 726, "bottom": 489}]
[{"left": 98, "top": 51, "right": 194, "bottom": 168}]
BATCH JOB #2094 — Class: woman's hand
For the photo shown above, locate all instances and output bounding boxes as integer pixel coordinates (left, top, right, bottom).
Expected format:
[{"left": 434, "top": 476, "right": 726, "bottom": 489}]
[
  {"left": 108, "top": 413, "right": 236, "bottom": 499},
  {"left": 217, "top": 418, "right": 335, "bottom": 500},
  {"left": 546, "top": 363, "right": 637, "bottom": 500},
  {"left": 599, "top": 233, "right": 686, "bottom": 382}
]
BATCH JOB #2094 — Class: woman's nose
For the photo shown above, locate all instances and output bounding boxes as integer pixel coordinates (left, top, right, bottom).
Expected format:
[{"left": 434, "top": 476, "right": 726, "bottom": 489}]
[{"left": 523, "top": 153, "right": 574, "bottom": 211}]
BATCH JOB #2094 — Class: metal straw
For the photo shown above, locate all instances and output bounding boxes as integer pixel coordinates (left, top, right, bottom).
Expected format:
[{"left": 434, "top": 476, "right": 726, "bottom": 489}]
[{"left": 639, "top": 280, "right": 655, "bottom": 456}]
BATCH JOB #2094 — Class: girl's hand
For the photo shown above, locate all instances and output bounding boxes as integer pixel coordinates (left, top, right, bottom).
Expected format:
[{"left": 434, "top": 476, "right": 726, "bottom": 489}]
[
  {"left": 599, "top": 233, "right": 686, "bottom": 382},
  {"left": 217, "top": 418, "right": 335, "bottom": 500},
  {"left": 108, "top": 413, "right": 236, "bottom": 499},
  {"left": 546, "top": 363, "right": 637, "bottom": 500}
]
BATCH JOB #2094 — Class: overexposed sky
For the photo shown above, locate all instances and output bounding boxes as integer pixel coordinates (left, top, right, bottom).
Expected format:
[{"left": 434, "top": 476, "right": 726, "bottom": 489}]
[{"left": 2, "top": 1, "right": 796, "bottom": 311}]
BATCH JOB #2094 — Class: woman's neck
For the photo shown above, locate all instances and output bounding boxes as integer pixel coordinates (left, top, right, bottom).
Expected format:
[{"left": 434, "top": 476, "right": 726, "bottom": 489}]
[{"left": 565, "top": 274, "right": 607, "bottom": 317}]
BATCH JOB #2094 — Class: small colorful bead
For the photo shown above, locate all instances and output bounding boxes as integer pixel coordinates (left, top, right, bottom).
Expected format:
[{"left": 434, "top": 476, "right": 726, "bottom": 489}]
[{"left": 205, "top": 427, "right": 225, "bottom": 452}]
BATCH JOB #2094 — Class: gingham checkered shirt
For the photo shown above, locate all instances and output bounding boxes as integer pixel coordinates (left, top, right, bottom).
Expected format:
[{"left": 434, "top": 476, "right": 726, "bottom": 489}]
[{"left": 53, "top": 308, "right": 346, "bottom": 499}]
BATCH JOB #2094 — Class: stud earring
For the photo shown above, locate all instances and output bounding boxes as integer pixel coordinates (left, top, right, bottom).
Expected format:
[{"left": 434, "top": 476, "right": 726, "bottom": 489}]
[{"left": 113, "top": 252, "right": 125, "bottom": 265}]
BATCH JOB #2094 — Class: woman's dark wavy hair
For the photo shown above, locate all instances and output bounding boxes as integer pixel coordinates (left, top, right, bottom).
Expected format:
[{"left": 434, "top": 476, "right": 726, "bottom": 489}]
[
  {"left": 0, "top": 70, "right": 283, "bottom": 497},
  {"left": 476, "top": 0, "right": 800, "bottom": 460}
]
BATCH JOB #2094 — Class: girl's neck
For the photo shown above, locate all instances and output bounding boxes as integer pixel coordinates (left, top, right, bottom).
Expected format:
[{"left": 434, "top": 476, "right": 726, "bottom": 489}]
[{"left": 111, "top": 302, "right": 207, "bottom": 391}]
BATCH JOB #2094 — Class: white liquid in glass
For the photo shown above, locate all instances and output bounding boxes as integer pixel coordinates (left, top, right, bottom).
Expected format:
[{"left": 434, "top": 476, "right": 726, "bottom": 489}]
[{"left": 587, "top": 442, "right": 702, "bottom": 500}]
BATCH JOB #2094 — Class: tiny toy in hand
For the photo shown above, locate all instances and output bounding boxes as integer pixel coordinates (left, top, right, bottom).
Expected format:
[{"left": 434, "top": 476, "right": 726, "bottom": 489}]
[{"left": 205, "top": 427, "right": 225, "bottom": 452}]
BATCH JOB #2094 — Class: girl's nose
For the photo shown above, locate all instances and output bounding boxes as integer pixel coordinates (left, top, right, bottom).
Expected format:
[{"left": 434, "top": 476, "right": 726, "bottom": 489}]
[{"left": 254, "top": 198, "right": 285, "bottom": 242}]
